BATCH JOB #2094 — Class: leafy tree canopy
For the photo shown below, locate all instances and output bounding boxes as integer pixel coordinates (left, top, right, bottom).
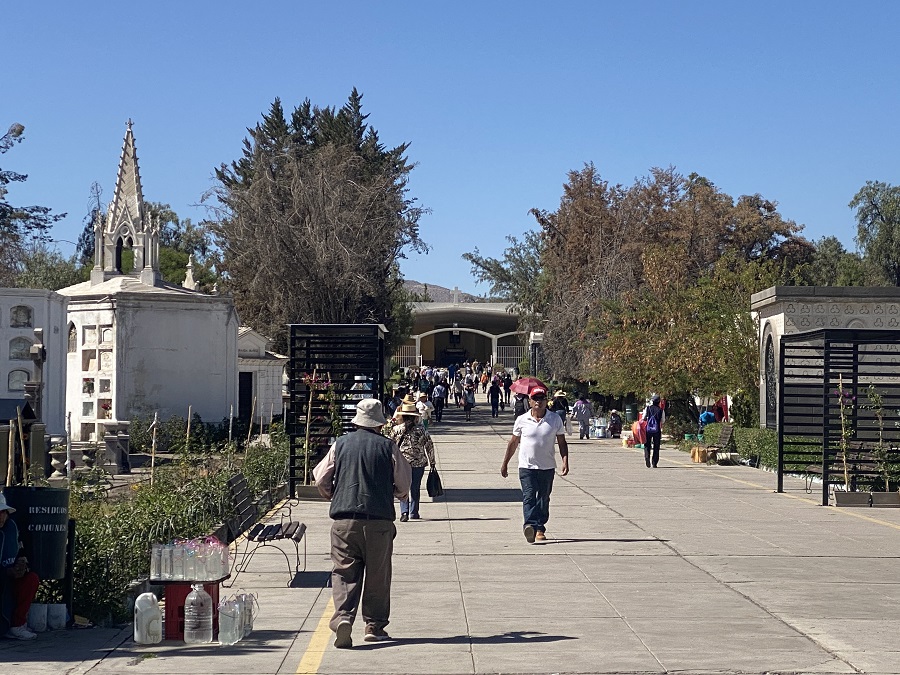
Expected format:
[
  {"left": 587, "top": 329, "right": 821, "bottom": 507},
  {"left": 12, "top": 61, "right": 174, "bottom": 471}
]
[
  {"left": 850, "top": 181, "right": 900, "bottom": 285},
  {"left": 1, "top": 123, "right": 65, "bottom": 285}
]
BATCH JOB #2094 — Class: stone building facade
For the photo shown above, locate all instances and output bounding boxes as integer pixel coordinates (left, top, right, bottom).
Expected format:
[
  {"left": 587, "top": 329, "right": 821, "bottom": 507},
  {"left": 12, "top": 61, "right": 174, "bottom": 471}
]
[{"left": 751, "top": 286, "right": 900, "bottom": 428}]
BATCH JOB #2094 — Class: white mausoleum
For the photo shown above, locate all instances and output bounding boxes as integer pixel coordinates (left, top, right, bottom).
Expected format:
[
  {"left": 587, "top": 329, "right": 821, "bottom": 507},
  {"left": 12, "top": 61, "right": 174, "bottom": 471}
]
[
  {"left": 237, "top": 327, "right": 288, "bottom": 425},
  {"left": 0, "top": 289, "right": 68, "bottom": 435},
  {"left": 58, "top": 123, "right": 238, "bottom": 441}
]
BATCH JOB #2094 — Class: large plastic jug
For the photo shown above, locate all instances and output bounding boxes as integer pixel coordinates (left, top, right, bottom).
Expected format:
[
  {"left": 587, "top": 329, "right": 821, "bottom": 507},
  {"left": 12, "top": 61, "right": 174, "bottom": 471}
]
[
  {"left": 133, "top": 592, "right": 162, "bottom": 644},
  {"left": 183, "top": 584, "right": 213, "bottom": 644}
]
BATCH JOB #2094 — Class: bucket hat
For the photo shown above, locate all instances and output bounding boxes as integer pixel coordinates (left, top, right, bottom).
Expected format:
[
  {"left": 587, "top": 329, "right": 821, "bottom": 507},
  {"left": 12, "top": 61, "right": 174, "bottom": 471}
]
[
  {"left": 351, "top": 399, "right": 387, "bottom": 428},
  {"left": 0, "top": 492, "right": 16, "bottom": 514}
]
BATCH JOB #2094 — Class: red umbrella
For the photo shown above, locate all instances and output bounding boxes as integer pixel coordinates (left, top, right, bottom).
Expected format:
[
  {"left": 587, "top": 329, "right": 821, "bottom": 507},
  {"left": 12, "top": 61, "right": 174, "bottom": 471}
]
[{"left": 509, "top": 376, "right": 548, "bottom": 396}]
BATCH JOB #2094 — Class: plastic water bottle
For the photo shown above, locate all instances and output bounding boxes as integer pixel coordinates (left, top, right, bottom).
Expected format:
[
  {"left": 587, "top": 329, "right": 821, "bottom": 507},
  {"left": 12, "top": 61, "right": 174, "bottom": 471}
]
[
  {"left": 162, "top": 544, "right": 174, "bottom": 581},
  {"left": 172, "top": 543, "right": 185, "bottom": 581},
  {"left": 183, "top": 584, "right": 213, "bottom": 644},
  {"left": 237, "top": 592, "right": 256, "bottom": 637},
  {"left": 184, "top": 543, "right": 197, "bottom": 580},
  {"left": 217, "top": 599, "right": 243, "bottom": 645},
  {"left": 150, "top": 544, "right": 162, "bottom": 579},
  {"left": 133, "top": 592, "right": 162, "bottom": 645}
]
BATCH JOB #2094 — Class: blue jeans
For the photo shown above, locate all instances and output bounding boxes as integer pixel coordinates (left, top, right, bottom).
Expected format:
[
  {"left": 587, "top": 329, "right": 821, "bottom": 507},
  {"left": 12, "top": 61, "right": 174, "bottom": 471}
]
[
  {"left": 401, "top": 466, "right": 426, "bottom": 517},
  {"left": 519, "top": 468, "right": 555, "bottom": 532}
]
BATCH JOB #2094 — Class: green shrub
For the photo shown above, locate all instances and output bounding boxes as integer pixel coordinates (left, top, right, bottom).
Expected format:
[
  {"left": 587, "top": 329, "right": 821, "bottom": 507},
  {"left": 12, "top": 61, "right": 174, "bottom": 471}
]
[
  {"left": 732, "top": 426, "right": 778, "bottom": 467},
  {"left": 70, "top": 459, "right": 232, "bottom": 624},
  {"left": 242, "top": 423, "right": 289, "bottom": 498}
]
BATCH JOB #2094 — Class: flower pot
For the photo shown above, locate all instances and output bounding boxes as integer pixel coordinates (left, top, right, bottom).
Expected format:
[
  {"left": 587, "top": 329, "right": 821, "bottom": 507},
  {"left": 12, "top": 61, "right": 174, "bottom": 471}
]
[{"left": 833, "top": 491, "right": 873, "bottom": 507}]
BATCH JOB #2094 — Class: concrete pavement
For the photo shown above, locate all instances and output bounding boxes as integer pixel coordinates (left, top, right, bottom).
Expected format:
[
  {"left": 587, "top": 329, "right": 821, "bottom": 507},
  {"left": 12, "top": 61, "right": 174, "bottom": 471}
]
[{"left": 4, "top": 394, "right": 900, "bottom": 674}]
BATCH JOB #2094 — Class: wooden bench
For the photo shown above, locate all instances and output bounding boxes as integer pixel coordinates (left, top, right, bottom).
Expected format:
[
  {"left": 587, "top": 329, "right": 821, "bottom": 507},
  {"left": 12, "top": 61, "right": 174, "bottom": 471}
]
[
  {"left": 698, "top": 423, "right": 735, "bottom": 463},
  {"left": 223, "top": 473, "right": 307, "bottom": 587}
]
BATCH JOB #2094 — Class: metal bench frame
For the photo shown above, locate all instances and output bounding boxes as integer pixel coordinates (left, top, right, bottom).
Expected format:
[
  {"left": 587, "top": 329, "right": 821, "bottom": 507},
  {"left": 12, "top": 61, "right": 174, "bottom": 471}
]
[{"left": 223, "top": 473, "right": 307, "bottom": 588}]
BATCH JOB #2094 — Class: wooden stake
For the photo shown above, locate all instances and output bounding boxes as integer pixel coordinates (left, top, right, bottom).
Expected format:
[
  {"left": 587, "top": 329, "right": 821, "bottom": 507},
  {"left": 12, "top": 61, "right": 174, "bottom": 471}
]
[
  {"left": 303, "top": 369, "right": 317, "bottom": 485},
  {"left": 16, "top": 407, "right": 27, "bottom": 486},
  {"left": 6, "top": 421, "right": 14, "bottom": 486},
  {"left": 246, "top": 396, "right": 256, "bottom": 446},
  {"left": 185, "top": 405, "right": 192, "bottom": 453},
  {"left": 150, "top": 412, "right": 159, "bottom": 487}
]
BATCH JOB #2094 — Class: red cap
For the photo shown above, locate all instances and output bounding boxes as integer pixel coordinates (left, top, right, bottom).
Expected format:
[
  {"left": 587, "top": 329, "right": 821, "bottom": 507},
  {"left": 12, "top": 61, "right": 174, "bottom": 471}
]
[{"left": 529, "top": 387, "right": 547, "bottom": 397}]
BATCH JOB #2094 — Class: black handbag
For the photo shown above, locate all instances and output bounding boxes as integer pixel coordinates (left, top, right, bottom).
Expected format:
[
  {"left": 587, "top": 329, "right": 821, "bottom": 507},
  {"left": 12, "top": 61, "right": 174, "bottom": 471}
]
[{"left": 426, "top": 466, "right": 444, "bottom": 498}]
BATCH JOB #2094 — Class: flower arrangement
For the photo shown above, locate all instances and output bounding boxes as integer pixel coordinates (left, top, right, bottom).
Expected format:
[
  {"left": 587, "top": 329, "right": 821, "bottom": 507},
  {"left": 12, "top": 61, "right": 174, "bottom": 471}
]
[{"left": 300, "top": 370, "right": 343, "bottom": 484}]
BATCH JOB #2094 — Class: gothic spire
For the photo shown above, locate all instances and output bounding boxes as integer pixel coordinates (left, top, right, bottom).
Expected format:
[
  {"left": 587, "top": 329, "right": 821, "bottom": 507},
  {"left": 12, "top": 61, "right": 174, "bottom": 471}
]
[{"left": 105, "top": 120, "right": 146, "bottom": 235}]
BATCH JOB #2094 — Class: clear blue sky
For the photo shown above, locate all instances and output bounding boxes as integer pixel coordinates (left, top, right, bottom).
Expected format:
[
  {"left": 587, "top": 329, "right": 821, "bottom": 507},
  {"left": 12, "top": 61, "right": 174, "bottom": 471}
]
[{"left": 6, "top": 1, "right": 900, "bottom": 295}]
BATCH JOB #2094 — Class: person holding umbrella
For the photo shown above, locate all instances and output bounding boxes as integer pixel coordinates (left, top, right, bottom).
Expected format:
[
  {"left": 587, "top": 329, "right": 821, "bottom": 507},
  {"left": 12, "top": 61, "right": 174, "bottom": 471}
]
[{"left": 500, "top": 383, "right": 569, "bottom": 544}]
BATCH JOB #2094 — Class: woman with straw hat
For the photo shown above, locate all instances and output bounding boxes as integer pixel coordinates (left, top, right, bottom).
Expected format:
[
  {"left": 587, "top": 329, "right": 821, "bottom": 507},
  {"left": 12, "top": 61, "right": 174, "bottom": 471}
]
[{"left": 386, "top": 397, "right": 436, "bottom": 521}]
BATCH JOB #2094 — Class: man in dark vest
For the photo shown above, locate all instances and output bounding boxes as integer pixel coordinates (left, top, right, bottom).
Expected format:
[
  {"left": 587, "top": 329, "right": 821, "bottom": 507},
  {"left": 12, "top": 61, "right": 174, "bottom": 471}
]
[{"left": 313, "top": 398, "right": 412, "bottom": 648}]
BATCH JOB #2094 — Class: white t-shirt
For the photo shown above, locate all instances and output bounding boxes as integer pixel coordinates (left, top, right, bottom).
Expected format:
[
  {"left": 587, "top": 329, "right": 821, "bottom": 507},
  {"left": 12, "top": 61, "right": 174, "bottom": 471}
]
[
  {"left": 513, "top": 411, "right": 564, "bottom": 470},
  {"left": 417, "top": 400, "right": 434, "bottom": 420}
]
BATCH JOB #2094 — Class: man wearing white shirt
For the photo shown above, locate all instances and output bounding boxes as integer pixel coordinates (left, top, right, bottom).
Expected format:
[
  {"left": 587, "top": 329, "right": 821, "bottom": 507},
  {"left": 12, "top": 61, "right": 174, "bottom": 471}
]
[{"left": 500, "top": 386, "right": 569, "bottom": 543}]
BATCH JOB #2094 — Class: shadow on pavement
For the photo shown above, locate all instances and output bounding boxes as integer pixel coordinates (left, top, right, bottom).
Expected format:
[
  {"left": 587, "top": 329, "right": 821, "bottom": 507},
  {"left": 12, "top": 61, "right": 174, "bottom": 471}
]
[
  {"left": 291, "top": 570, "right": 331, "bottom": 588},
  {"left": 441, "top": 488, "right": 523, "bottom": 502},
  {"left": 357, "top": 630, "right": 577, "bottom": 648},
  {"left": 422, "top": 517, "right": 509, "bottom": 522},
  {"left": 542, "top": 538, "right": 666, "bottom": 544}
]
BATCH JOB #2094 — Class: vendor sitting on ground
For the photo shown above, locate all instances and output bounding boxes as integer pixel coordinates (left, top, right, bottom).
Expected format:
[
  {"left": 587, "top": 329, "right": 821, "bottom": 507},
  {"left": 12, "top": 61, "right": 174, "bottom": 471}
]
[{"left": 0, "top": 492, "right": 40, "bottom": 640}]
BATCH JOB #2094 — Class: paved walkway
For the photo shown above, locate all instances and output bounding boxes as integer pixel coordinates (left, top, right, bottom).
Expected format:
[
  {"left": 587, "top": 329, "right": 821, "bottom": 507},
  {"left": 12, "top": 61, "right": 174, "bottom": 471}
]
[{"left": 4, "top": 395, "right": 900, "bottom": 674}]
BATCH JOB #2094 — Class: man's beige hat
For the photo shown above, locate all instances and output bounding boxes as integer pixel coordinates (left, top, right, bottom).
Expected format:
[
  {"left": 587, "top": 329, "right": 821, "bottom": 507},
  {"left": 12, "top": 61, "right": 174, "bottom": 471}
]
[{"left": 351, "top": 399, "right": 387, "bottom": 427}]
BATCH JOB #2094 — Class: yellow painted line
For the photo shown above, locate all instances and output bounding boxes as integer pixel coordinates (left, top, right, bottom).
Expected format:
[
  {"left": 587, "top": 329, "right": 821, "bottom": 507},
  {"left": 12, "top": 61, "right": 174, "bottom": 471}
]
[
  {"left": 296, "top": 596, "right": 334, "bottom": 674},
  {"left": 631, "top": 445, "right": 900, "bottom": 530}
]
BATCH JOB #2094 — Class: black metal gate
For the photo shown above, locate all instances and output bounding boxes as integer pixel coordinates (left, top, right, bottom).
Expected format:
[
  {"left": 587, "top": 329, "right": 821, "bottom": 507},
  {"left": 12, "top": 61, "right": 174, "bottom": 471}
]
[
  {"left": 779, "top": 329, "right": 900, "bottom": 505},
  {"left": 286, "top": 324, "right": 386, "bottom": 498}
]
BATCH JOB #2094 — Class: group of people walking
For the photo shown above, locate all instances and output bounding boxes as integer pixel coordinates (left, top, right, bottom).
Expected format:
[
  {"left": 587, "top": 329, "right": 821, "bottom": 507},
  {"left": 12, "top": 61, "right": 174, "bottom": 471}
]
[{"left": 314, "top": 374, "right": 666, "bottom": 649}]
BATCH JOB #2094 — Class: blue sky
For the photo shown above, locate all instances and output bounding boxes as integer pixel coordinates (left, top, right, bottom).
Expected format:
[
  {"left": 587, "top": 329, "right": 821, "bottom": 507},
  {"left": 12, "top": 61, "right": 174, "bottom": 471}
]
[{"left": 6, "top": 1, "right": 900, "bottom": 295}]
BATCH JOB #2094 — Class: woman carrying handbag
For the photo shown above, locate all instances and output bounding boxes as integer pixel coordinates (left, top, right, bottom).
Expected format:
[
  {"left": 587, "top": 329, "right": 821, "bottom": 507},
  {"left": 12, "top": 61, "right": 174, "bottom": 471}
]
[{"left": 386, "top": 397, "right": 436, "bottom": 521}]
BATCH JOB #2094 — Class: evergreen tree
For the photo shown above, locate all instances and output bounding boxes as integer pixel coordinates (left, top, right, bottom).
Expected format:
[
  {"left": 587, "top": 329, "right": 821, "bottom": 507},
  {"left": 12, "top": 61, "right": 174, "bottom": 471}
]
[{"left": 209, "top": 90, "right": 428, "bottom": 352}]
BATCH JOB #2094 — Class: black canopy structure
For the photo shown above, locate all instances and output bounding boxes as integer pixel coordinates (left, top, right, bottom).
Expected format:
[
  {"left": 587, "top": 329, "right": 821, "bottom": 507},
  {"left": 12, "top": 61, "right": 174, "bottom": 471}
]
[
  {"left": 286, "top": 324, "right": 386, "bottom": 498},
  {"left": 778, "top": 329, "right": 900, "bottom": 504}
]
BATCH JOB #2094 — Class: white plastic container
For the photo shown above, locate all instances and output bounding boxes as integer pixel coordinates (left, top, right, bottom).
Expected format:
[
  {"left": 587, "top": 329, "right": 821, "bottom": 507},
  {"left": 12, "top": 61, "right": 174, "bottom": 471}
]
[{"left": 133, "top": 592, "right": 162, "bottom": 645}]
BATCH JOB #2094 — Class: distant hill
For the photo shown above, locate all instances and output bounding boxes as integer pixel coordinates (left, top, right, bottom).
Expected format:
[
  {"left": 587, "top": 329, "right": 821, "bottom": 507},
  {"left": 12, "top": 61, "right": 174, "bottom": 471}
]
[{"left": 403, "top": 280, "right": 483, "bottom": 303}]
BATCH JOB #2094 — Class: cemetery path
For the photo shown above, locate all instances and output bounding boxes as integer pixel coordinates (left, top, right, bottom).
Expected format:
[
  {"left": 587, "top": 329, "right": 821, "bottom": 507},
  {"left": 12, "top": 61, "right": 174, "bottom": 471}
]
[{"left": 5, "top": 394, "right": 900, "bottom": 674}]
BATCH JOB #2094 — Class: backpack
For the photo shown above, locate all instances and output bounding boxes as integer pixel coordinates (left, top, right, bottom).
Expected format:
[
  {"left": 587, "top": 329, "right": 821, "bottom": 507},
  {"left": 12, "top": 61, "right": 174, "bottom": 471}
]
[
  {"left": 514, "top": 397, "right": 527, "bottom": 417},
  {"left": 646, "top": 409, "right": 660, "bottom": 434}
]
